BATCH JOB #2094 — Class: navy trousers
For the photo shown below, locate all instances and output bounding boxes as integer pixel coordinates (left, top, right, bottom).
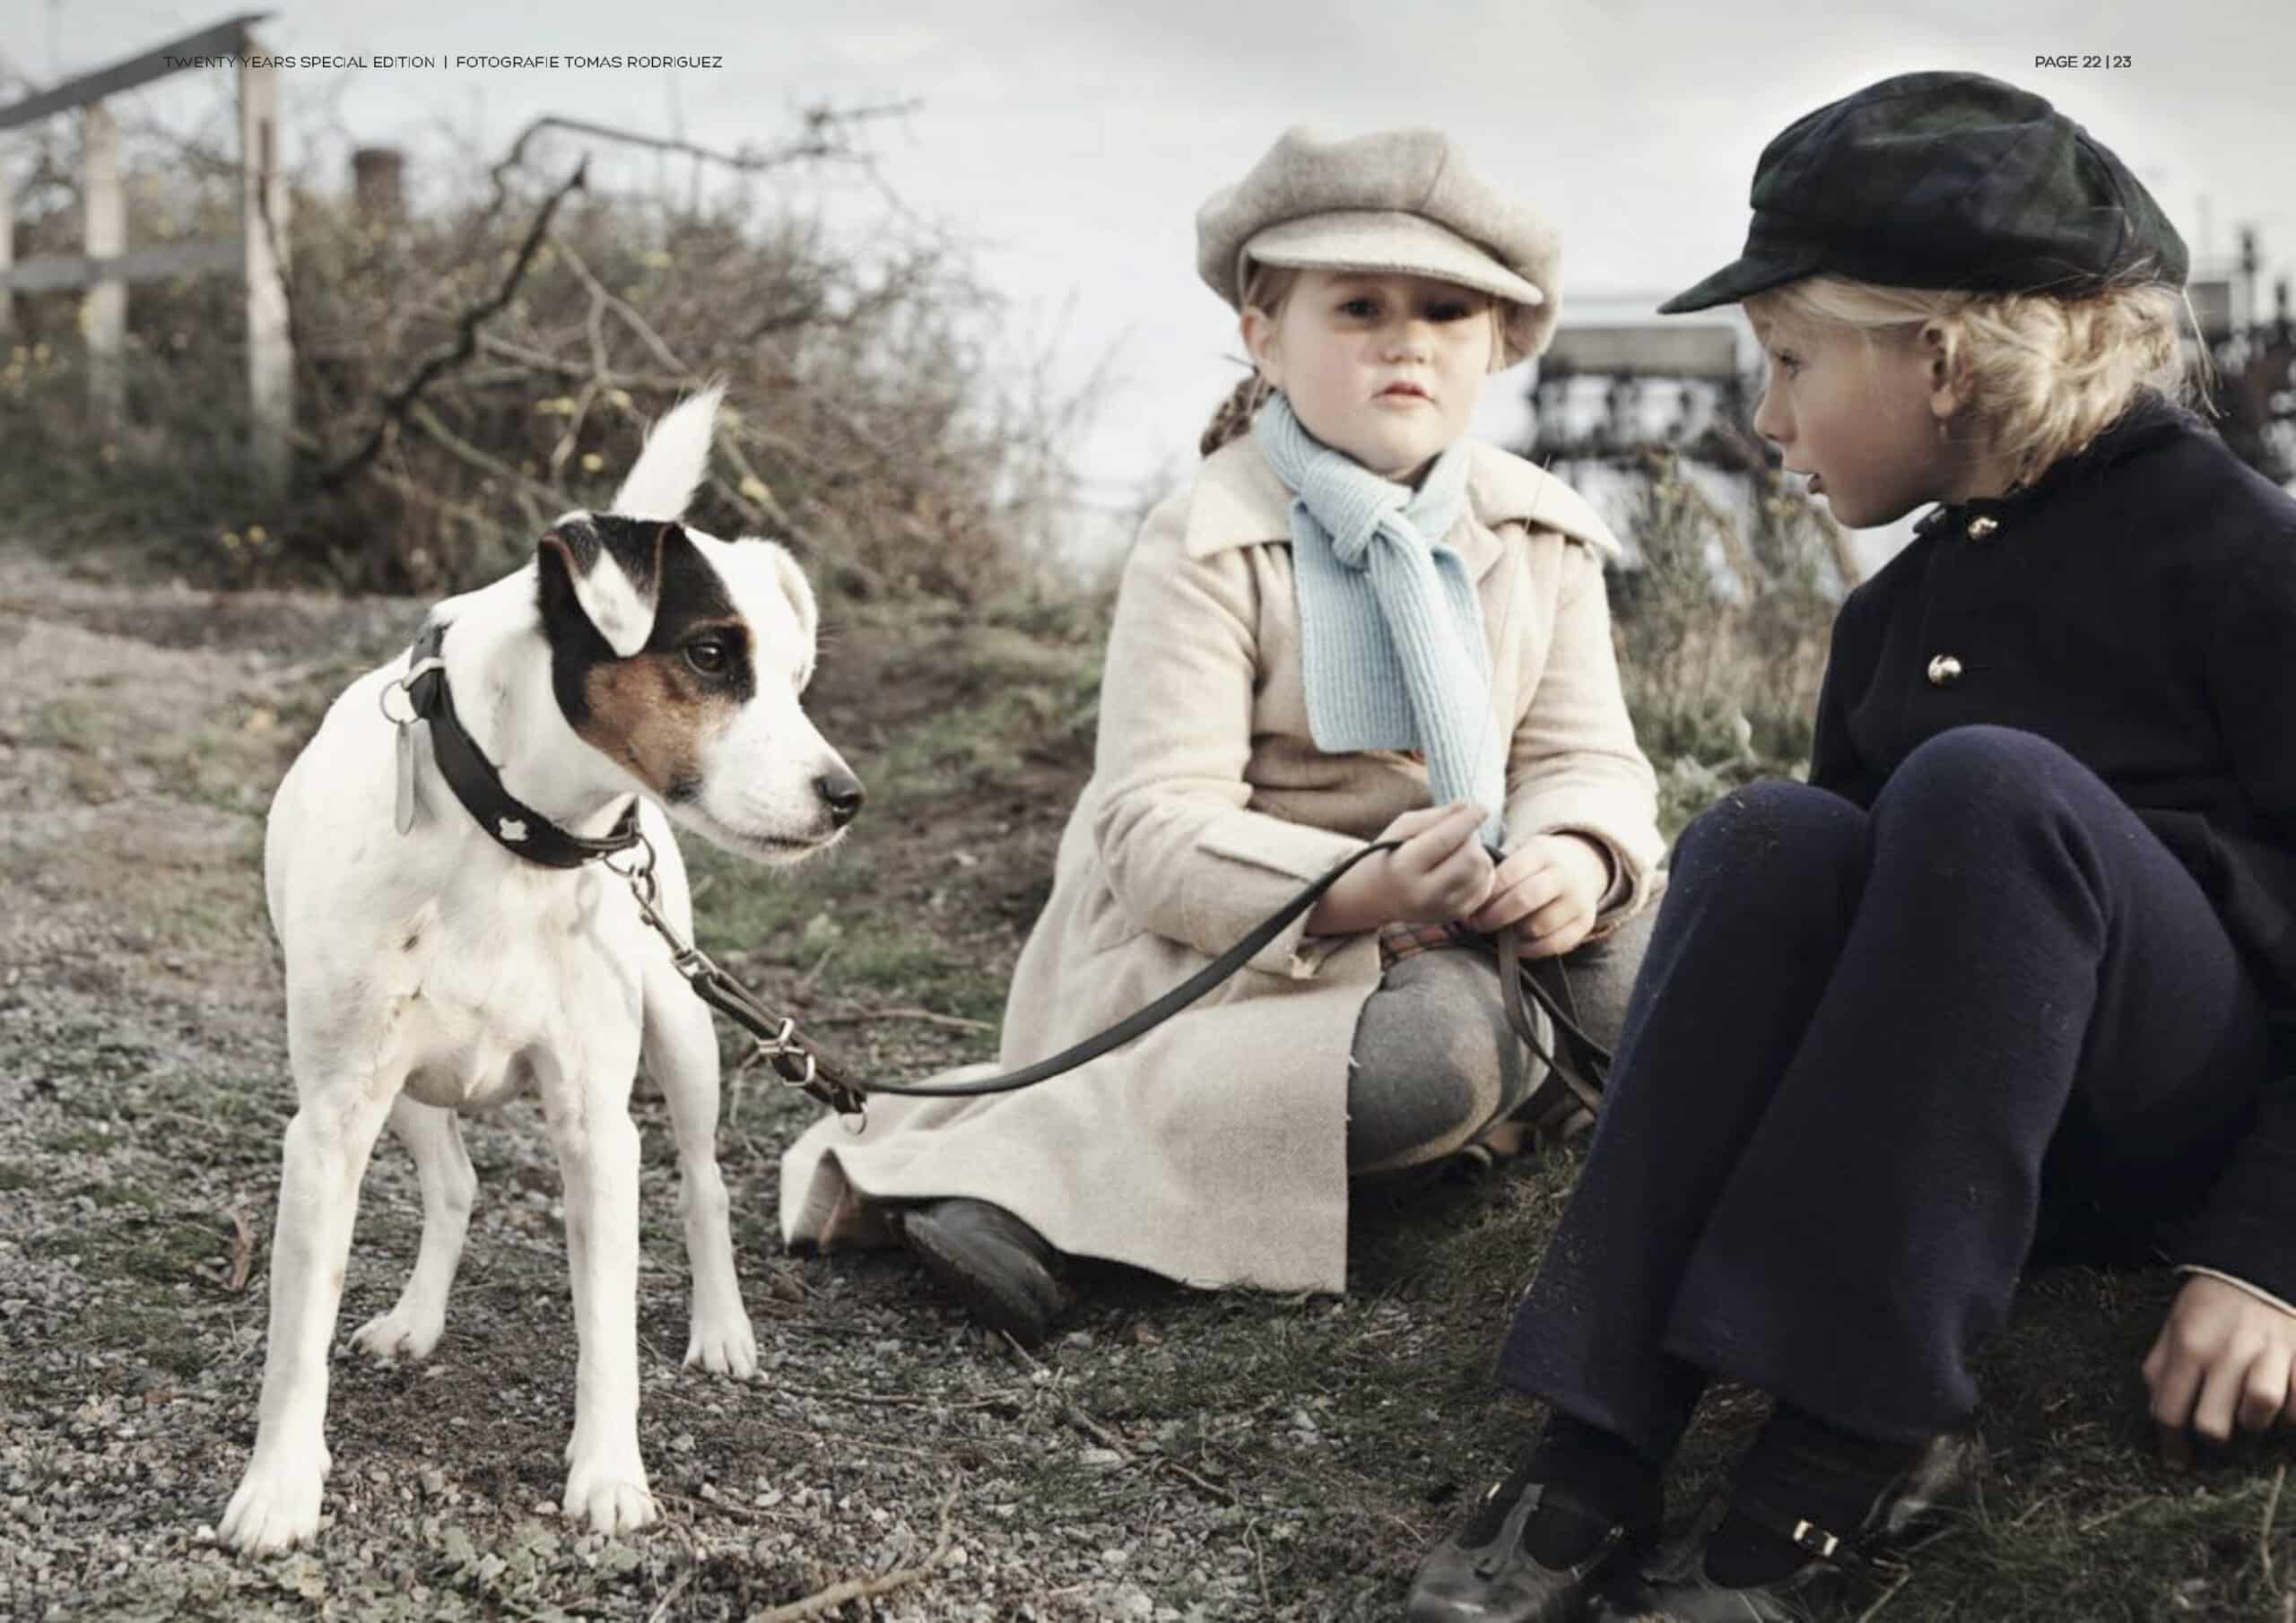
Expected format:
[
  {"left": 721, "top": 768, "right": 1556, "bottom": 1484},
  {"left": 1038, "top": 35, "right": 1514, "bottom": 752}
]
[{"left": 1496, "top": 725, "right": 2272, "bottom": 1452}]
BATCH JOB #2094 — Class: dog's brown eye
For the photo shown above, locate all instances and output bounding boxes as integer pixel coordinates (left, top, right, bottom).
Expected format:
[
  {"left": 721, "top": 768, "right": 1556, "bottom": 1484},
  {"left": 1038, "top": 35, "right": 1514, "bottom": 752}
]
[{"left": 683, "top": 638, "right": 730, "bottom": 676}]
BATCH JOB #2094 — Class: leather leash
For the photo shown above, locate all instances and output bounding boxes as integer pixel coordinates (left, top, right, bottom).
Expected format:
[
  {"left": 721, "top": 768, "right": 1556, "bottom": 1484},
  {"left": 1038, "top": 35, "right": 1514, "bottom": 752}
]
[
  {"left": 381, "top": 630, "right": 1613, "bottom": 1130},
  {"left": 618, "top": 830, "right": 1613, "bottom": 1133}
]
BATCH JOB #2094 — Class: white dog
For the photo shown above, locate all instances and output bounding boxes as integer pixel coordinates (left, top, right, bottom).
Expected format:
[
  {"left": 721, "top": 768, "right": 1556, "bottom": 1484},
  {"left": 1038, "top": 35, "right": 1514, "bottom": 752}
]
[{"left": 221, "top": 389, "right": 860, "bottom": 1553}]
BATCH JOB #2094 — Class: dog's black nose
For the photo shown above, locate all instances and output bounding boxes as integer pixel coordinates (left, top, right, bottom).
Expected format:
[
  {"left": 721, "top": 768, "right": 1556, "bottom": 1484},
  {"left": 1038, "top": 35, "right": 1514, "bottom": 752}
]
[{"left": 815, "top": 768, "right": 865, "bottom": 827}]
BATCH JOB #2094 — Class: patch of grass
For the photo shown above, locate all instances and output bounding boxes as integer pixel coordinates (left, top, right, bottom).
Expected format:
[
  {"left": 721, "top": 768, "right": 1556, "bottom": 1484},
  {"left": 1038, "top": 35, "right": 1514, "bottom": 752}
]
[
  {"left": 74, "top": 1177, "right": 165, "bottom": 1211},
  {"left": 684, "top": 845, "right": 874, "bottom": 967},
  {"left": 39, "top": 1124, "right": 117, "bottom": 1157},
  {"left": 74, "top": 1295, "right": 212, "bottom": 1379},
  {"left": 831, "top": 933, "right": 1006, "bottom": 1026},
  {"left": 28, "top": 696, "right": 98, "bottom": 749}
]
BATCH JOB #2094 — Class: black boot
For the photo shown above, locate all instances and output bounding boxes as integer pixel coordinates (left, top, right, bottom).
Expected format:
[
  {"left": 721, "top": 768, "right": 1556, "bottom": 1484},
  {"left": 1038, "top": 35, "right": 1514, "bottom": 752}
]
[
  {"left": 1595, "top": 1430, "right": 1984, "bottom": 1622},
  {"left": 893, "top": 1198, "right": 1068, "bottom": 1347}
]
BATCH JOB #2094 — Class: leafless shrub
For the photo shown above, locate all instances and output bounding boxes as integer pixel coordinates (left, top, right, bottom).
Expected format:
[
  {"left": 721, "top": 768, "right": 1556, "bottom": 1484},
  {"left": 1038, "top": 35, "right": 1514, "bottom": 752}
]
[
  {"left": 1604, "top": 448, "right": 1845, "bottom": 833},
  {"left": 0, "top": 102, "right": 1095, "bottom": 601}
]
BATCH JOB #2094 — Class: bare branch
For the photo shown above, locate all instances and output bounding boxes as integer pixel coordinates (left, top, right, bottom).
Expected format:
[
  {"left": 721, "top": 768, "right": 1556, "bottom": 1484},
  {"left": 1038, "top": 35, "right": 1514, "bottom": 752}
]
[
  {"left": 487, "top": 100, "right": 918, "bottom": 197},
  {"left": 316, "top": 158, "right": 588, "bottom": 493}
]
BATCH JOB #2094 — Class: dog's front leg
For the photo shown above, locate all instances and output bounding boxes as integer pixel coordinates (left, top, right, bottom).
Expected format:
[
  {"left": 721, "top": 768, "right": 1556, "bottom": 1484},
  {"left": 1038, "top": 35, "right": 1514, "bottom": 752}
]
[
  {"left": 543, "top": 1080, "right": 657, "bottom": 1536},
  {"left": 222, "top": 1081, "right": 396, "bottom": 1552},
  {"left": 640, "top": 958, "right": 757, "bottom": 1377}
]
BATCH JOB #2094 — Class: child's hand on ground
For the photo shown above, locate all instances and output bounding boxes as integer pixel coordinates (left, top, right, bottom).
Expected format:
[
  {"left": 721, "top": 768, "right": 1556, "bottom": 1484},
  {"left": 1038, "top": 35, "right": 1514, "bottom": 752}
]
[
  {"left": 2142, "top": 1274, "right": 2296, "bottom": 1468},
  {"left": 1306, "top": 802, "right": 1495, "bottom": 936},
  {"left": 1469, "top": 833, "right": 1612, "bottom": 959}
]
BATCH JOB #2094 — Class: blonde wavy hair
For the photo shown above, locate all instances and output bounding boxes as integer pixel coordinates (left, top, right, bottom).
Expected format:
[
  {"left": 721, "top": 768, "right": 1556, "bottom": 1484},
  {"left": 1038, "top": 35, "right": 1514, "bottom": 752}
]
[
  {"left": 1744, "top": 275, "right": 2197, "bottom": 490},
  {"left": 1196, "top": 262, "right": 1511, "bottom": 458}
]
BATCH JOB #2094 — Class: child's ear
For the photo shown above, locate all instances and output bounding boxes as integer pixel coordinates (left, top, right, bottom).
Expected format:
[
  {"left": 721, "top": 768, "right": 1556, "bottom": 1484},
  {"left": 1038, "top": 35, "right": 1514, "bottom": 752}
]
[
  {"left": 1919, "top": 319, "right": 1966, "bottom": 420},
  {"left": 1241, "top": 308, "right": 1284, "bottom": 387}
]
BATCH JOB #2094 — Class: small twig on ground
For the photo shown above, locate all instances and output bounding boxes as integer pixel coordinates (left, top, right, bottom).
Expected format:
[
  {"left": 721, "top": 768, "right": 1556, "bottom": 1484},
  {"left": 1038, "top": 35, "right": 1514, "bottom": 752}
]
[
  {"left": 2263, "top": 1462, "right": 2288, "bottom": 1594},
  {"left": 998, "top": 1331, "right": 1239, "bottom": 1506},
  {"left": 643, "top": 1566, "right": 695, "bottom": 1623},
  {"left": 751, "top": 1478, "right": 956, "bottom": 1622},
  {"left": 1248, "top": 1521, "right": 1273, "bottom": 1614},
  {"left": 770, "top": 1383, "right": 1006, "bottom": 1411},
  {"left": 797, "top": 940, "right": 839, "bottom": 992},
  {"left": 2006, "top": 1491, "right": 2059, "bottom": 1530},
  {"left": 2076, "top": 1497, "right": 2148, "bottom": 1534},
  {"left": 1852, "top": 1567, "right": 1915, "bottom": 1623},
  {"left": 806, "top": 1006, "right": 996, "bottom": 1033},
  {"left": 223, "top": 1203, "right": 253, "bottom": 1294}
]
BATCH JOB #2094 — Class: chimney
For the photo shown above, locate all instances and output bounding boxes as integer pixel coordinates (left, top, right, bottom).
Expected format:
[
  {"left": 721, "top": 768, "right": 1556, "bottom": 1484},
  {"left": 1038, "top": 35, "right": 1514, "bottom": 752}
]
[{"left": 352, "top": 146, "right": 404, "bottom": 222}]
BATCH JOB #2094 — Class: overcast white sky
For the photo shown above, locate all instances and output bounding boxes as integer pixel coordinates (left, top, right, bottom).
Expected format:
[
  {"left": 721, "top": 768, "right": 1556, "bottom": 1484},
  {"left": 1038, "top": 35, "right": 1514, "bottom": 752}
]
[{"left": 4, "top": 0, "right": 2292, "bottom": 557}]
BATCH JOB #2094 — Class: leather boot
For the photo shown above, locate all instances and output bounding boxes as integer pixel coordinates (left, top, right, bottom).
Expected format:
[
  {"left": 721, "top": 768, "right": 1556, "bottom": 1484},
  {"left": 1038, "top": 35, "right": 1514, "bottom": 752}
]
[{"left": 894, "top": 1198, "right": 1068, "bottom": 1347}]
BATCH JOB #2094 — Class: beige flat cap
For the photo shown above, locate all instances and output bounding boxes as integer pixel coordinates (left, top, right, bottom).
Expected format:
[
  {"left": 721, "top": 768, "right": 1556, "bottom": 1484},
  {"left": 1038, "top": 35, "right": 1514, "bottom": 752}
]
[{"left": 1196, "top": 126, "right": 1562, "bottom": 367}]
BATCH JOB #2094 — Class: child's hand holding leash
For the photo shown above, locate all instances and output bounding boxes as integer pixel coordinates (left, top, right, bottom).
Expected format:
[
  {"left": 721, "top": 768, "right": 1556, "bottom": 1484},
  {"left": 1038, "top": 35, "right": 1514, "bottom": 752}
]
[
  {"left": 1470, "top": 833, "right": 1611, "bottom": 959},
  {"left": 1307, "top": 801, "right": 1495, "bottom": 936},
  {"left": 2144, "top": 1274, "right": 2296, "bottom": 1468}
]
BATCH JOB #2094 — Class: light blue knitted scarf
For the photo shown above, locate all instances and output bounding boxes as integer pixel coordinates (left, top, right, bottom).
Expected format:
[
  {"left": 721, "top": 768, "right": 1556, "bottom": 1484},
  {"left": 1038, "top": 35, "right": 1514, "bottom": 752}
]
[{"left": 1252, "top": 393, "right": 1504, "bottom": 843}]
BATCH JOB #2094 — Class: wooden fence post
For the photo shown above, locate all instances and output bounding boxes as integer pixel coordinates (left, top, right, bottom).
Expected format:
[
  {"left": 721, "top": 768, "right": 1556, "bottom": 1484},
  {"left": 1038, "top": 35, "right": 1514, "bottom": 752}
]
[
  {"left": 83, "top": 100, "right": 124, "bottom": 426},
  {"left": 240, "top": 49, "right": 291, "bottom": 491},
  {"left": 0, "top": 143, "right": 15, "bottom": 338}
]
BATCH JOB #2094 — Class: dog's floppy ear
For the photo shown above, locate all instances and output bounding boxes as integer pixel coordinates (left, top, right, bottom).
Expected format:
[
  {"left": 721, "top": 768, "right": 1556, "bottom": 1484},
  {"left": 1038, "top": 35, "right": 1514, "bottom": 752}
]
[{"left": 537, "top": 515, "right": 674, "bottom": 658}]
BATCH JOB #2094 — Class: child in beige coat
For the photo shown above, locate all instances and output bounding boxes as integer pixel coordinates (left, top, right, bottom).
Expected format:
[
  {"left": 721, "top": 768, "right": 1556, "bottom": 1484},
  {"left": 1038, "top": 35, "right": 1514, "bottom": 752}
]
[{"left": 780, "top": 126, "right": 1664, "bottom": 1343}]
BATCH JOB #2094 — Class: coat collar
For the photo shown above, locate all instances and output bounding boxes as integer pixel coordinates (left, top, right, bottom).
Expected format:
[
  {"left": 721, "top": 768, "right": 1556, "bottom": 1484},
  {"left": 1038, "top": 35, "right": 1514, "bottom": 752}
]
[
  {"left": 1916, "top": 390, "right": 2195, "bottom": 541},
  {"left": 1182, "top": 437, "right": 1623, "bottom": 574}
]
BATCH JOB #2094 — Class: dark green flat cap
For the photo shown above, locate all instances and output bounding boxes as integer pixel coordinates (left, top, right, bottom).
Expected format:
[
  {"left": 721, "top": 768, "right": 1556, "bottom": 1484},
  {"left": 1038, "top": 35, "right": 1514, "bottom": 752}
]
[{"left": 1661, "top": 70, "right": 2187, "bottom": 314}]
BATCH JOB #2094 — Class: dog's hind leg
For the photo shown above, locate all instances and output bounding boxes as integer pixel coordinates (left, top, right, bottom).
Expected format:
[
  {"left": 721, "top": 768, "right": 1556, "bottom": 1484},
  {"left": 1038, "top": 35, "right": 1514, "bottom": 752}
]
[
  {"left": 222, "top": 1080, "right": 397, "bottom": 1553},
  {"left": 640, "top": 954, "right": 758, "bottom": 1379},
  {"left": 350, "top": 1097, "right": 474, "bottom": 1363}
]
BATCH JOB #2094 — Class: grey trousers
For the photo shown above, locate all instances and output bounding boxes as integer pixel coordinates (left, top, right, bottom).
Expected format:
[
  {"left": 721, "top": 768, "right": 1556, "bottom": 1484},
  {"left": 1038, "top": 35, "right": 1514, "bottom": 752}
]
[{"left": 1345, "top": 908, "right": 1656, "bottom": 1178}]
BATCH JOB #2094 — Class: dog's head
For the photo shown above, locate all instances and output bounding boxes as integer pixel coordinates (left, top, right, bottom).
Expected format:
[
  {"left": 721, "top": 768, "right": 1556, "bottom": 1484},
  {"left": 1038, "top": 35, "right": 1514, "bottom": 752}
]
[{"left": 534, "top": 390, "right": 862, "bottom": 863}]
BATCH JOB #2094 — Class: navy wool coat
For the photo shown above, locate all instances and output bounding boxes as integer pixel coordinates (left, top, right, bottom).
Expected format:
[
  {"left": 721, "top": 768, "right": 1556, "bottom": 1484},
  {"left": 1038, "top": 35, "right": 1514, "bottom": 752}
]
[{"left": 1808, "top": 392, "right": 2296, "bottom": 1303}]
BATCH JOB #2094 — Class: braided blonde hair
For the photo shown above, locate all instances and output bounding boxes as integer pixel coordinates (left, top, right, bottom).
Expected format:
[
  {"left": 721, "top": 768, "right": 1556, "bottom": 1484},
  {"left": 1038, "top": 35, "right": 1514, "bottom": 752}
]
[
  {"left": 1746, "top": 274, "right": 2196, "bottom": 488},
  {"left": 1200, "top": 263, "right": 1302, "bottom": 456}
]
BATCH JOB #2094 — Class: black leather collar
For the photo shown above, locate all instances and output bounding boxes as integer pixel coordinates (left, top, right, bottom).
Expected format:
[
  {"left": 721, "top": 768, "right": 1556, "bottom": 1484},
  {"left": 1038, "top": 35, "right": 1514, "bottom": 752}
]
[{"left": 399, "top": 620, "right": 643, "bottom": 869}]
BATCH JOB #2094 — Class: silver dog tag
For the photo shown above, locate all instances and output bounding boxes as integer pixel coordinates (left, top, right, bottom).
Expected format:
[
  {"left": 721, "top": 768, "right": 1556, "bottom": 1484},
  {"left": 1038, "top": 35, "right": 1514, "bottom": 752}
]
[{"left": 395, "top": 724, "right": 418, "bottom": 835}]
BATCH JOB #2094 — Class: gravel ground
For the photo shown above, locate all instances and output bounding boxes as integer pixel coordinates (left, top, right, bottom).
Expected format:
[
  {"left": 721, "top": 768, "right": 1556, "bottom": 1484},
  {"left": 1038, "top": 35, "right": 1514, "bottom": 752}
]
[
  {"left": 8, "top": 543, "right": 2294, "bottom": 1623},
  {"left": 0, "top": 545, "right": 1546, "bottom": 1623}
]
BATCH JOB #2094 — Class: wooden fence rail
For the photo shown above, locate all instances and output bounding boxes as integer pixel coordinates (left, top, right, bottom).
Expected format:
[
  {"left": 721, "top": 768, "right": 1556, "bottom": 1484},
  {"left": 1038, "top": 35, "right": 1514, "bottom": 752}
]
[{"left": 0, "top": 12, "right": 291, "bottom": 489}]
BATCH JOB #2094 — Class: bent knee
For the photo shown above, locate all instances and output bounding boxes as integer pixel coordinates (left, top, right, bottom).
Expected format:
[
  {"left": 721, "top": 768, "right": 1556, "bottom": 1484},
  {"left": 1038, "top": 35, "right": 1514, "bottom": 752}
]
[
  {"left": 1674, "top": 778, "right": 1864, "bottom": 888},
  {"left": 1347, "top": 951, "right": 1528, "bottom": 1173},
  {"left": 1877, "top": 725, "right": 2093, "bottom": 839},
  {"left": 1885, "top": 725, "right": 2075, "bottom": 800}
]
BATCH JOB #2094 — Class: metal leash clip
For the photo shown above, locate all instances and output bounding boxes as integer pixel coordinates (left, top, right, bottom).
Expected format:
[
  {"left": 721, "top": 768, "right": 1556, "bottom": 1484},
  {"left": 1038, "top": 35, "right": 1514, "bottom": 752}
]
[
  {"left": 604, "top": 840, "right": 869, "bottom": 1128},
  {"left": 604, "top": 831, "right": 662, "bottom": 912}
]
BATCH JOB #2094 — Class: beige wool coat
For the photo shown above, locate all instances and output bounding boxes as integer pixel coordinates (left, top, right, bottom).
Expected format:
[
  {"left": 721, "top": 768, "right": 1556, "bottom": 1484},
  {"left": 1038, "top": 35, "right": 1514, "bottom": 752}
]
[{"left": 780, "top": 436, "right": 1665, "bottom": 1294}]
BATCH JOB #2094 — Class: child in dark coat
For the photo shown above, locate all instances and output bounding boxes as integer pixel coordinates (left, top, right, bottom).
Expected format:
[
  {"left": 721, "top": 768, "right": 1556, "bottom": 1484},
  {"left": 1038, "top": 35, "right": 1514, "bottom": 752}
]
[{"left": 1407, "top": 70, "right": 2296, "bottom": 1623}]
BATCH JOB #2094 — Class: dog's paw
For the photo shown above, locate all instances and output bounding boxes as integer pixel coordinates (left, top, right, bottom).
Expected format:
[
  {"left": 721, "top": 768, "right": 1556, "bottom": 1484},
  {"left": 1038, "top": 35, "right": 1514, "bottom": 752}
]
[
  {"left": 683, "top": 1309, "right": 758, "bottom": 1380},
  {"left": 562, "top": 1454, "right": 657, "bottom": 1536},
  {"left": 220, "top": 1454, "right": 327, "bottom": 1554},
  {"left": 350, "top": 1306, "right": 445, "bottom": 1363}
]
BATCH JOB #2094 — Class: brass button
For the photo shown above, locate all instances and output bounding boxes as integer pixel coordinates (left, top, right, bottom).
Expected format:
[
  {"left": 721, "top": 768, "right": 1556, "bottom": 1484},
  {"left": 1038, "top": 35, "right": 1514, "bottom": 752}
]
[
  {"left": 1927, "top": 654, "right": 1964, "bottom": 688},
  {"left": 1966, "top": 515, "right": 1999, "bottom": 540}
]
